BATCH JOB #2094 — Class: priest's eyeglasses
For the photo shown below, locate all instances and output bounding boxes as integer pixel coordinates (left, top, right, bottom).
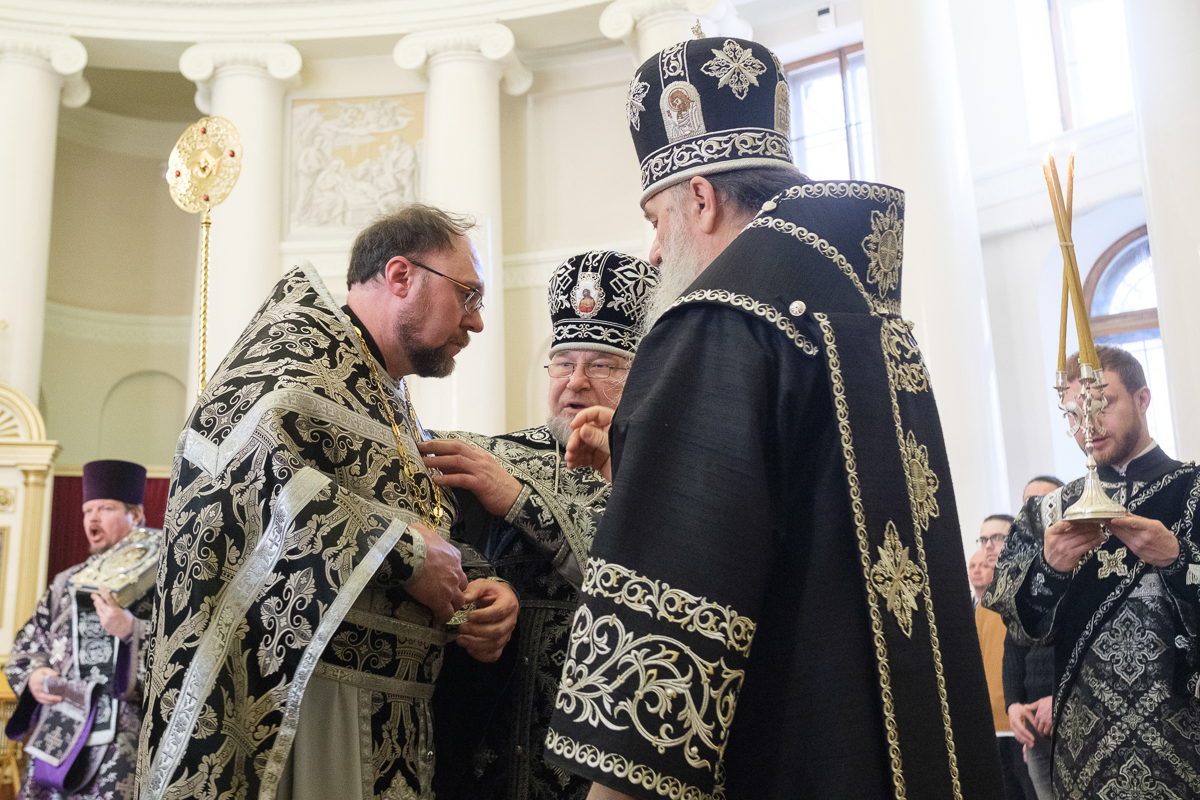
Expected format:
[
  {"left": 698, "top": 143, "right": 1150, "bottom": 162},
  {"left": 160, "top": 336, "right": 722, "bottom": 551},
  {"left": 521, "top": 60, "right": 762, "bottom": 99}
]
[
  {"left": 544, "top": 362, "right": 629, "bottom": 380},
  {"left": 410, "top": 260, "right": 485, "bottom": 314},
  {"left": 978, "top": 533, "right": 1008, "bottom": 546}
]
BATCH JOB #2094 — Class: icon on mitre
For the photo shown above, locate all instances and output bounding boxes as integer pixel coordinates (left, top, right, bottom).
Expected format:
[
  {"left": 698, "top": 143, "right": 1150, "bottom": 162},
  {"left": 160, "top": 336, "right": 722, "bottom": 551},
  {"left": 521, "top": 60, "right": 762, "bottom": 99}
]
[{"left": 571, "top": 276, "right": 605, "bottom": 319}]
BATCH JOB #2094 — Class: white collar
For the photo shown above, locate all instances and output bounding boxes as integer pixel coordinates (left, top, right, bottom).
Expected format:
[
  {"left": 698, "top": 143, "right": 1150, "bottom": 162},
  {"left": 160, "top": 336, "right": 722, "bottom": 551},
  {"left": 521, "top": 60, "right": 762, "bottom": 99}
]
[{"left": 1113, "top": 439, "right": 1157, "bottom": 477}]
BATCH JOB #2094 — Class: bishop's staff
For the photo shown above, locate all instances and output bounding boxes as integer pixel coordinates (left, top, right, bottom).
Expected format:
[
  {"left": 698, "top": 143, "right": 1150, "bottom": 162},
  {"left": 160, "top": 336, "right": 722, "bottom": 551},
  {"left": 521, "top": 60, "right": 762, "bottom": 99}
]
[
  {"left": 166, "top": 117, "right": 243, "bottom": 396},
  {"left": 1043, "top": 150, "right": 1126, "bottom": 520}
]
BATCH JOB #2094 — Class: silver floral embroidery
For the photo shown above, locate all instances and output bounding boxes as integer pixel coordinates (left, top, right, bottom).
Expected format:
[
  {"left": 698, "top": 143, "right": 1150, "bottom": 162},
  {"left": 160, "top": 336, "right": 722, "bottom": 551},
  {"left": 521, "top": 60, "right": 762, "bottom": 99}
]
[
  {"left": 701, "top": 39, "right": 767, "bottom": 100},
  {"left": 1091, "top": 605, "right": 1167, "bottom": 686},
  {"left": 1096, "top": 547, "right": 1130, "bottom": 579},
  {"left": 626, "top": 72, "right": 649, "bottom": 131}
]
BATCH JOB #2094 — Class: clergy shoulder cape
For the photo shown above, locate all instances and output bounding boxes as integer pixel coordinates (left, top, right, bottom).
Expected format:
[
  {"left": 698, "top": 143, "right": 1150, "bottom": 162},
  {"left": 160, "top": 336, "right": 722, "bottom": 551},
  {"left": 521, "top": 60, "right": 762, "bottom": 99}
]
[
  {"left": 137, "top": 263, "right": 460, "bottom": 800},
  {"left": 546, "top": 182, "right": 1004, "bottom": 800},
  {"left": 985, "top": 446, "right": 1200, "bottom": 797}
]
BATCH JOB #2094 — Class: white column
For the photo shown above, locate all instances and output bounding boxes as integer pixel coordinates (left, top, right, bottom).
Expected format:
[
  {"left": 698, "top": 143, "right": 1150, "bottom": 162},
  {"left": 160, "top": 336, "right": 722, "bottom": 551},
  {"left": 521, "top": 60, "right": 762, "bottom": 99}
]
[
  {"left": 862, "top": 0, "right": 1010, "bottom": 545},
  {"left": 601, "top": 0, "right": 752, "bottom": 63},
  {"left": 0, "top": 30, "right": 89, "bottom": 402},
  {"left": 394, "top": 25, "right": 530, "bottom": 435},
  {"left": 179, "top": 42, "right": 301, "bottom": 399},
  {"left": 1124, "top": 0, "right": 1200, "bottom": 459}
]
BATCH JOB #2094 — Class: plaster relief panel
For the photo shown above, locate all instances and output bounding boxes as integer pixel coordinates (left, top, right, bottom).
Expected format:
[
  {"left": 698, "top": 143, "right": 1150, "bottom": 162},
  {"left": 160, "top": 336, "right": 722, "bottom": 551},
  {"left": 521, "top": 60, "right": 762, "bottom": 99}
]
[
  {"left": 289, "top": 94, "right": 425, "bottom": 234},
  {"left": 0, "top": 488, "right": 14, "bottom": 514}
]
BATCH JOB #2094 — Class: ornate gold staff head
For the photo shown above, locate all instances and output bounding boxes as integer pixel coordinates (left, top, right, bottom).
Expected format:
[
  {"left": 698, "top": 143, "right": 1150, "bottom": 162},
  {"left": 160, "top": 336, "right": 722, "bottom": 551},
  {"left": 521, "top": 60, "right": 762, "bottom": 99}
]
[{"left": 167, "top": 116, "right": 242, "bottom": 396}]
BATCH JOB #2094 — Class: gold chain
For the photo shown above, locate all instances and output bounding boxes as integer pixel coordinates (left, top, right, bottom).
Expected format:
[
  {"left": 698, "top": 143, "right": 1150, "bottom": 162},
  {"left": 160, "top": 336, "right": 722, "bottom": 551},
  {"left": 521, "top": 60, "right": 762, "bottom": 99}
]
[{"left": 353, "top": 326, "right": 444, "bottom": 530}]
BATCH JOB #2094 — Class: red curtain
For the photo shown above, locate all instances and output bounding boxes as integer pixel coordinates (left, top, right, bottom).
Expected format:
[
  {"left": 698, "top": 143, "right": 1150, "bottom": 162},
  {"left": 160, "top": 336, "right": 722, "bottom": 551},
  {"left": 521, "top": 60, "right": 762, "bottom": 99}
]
[{"left": 47, "top": 476, "right": 171, "bottom": 582}]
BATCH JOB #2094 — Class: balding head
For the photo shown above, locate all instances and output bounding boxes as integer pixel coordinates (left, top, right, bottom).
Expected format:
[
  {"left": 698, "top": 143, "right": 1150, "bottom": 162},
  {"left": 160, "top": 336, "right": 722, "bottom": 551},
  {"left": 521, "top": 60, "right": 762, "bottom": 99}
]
[{"left": 968, "top": 549, "right": 993, "bottom": 601}]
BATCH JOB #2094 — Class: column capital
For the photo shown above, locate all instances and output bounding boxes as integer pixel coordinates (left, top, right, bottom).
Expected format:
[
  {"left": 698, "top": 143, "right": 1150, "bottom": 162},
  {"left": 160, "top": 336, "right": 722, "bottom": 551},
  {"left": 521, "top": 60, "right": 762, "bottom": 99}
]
[
  {"left": 394, "top": 23, "right": 531, "bottom": 96},
  {"left": 0, "top": 28, "right": 90, "bottom": 107},
  {"left": 180, "top": 41, "right": 302, "bottom": 113},
  {"left": 600, "top": 0, "right": 751, "bottom": 63}
]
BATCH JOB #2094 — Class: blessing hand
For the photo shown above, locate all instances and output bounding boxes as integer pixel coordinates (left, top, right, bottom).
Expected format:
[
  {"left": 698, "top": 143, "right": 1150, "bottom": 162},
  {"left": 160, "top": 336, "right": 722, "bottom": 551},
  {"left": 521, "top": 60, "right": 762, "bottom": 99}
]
[
  {"left": 566, "top": 406, "right": 614, "bottom": 481},
  {"left": 417, "top": 438, "right": 523, "bottom": 517}
]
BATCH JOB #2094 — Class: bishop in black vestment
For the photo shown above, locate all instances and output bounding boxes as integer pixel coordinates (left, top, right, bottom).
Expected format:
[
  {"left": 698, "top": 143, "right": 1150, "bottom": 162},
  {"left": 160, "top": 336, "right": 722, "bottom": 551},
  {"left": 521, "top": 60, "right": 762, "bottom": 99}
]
[{"left": 546, "top": 35, "right": 1003, "bottom": 800}]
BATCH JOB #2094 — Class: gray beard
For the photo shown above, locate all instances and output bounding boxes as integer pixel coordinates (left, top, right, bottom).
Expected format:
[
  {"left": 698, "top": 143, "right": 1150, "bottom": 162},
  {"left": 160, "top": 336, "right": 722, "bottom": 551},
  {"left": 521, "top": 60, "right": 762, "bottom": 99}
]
[
  {"left": 546, "top": 414, "right": 573, "bottom": 446},
  {"left": 643, "top": 221, "right": 710, "bottom": 331}
]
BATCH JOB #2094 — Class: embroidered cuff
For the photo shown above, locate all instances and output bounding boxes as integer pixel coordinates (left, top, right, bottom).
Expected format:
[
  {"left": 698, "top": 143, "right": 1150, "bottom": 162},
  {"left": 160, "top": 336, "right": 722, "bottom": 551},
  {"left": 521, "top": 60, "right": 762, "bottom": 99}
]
[
  {"left": 504, "top": 483, "right": 533, "bottom": 525},
  {"left": 401, "top": 524, "right": 427, "bottom": 588}
]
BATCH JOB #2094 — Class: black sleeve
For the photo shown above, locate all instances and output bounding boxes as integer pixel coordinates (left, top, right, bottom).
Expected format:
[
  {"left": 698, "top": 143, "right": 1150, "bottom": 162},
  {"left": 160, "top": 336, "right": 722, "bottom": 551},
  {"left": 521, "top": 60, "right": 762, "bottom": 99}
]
[
  {"left": 1002, "top": 630, "right": 1028, "bottom": 708},
  {"left": 546, "top": 304, "right": 820, "bottom": 799}
]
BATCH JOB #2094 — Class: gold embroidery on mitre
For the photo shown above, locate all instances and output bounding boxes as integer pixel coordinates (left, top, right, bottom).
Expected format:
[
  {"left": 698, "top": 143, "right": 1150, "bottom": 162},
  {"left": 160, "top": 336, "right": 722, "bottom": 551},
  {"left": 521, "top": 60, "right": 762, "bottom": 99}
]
[
  {"left": 870, "top": 521, "right": 926, "bottom": 638},
  {"left": 862, "top": 202, "right": 904, "bottom": 297},
  {"left": 775, "top": 81, "right": 790, "bottom": 135},
  {"left": 900, "top": 429, "right": 940, "bottom": 530},
  {"left": 1097, "top": 546, "right": 1130, "bottom": 579},
  {"left": 701, "top": 39, "right": 767, "bottom": 100},
  {"left": 660, "top": 81, "right": 706, "bottom": 143}
]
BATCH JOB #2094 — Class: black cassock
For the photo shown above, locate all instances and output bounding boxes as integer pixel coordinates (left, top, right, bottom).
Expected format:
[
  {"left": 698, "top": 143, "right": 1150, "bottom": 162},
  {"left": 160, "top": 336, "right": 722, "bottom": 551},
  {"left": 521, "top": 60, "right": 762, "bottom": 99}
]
[{"left": 546, "top": 182, "right": 1003, "bottom": 800}]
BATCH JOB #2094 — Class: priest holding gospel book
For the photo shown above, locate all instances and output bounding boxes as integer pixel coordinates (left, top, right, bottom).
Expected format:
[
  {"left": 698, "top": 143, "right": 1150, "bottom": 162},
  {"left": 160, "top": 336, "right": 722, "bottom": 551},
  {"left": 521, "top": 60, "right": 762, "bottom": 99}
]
[{"left": 5, "top": 459, "right": 152, "bottom": 800}]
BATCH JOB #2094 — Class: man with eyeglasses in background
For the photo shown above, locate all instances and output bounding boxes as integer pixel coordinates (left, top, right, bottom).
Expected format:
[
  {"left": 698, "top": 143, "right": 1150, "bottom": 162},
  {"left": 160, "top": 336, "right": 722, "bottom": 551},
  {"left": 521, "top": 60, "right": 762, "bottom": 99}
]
[
  {"left": 980, "top": 513, "right": 1014, "bottom": 569},
  {"left": 418, "top": 251, "right": 658, "bottom": 800}
]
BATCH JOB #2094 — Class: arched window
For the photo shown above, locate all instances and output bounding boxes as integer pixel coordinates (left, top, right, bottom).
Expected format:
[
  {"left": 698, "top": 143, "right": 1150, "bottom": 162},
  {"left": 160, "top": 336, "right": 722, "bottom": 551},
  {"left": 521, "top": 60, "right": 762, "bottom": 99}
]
[{"left": 1084, "top": 225, "right": 1176, "bottom": 455}]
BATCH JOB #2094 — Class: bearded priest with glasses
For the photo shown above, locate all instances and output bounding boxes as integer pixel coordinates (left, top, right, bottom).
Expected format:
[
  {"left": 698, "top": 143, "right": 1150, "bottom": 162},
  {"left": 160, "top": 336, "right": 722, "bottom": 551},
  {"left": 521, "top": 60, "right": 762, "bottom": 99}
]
[{"left": 418, "top": 251, "right": 658, "bottom": 800}]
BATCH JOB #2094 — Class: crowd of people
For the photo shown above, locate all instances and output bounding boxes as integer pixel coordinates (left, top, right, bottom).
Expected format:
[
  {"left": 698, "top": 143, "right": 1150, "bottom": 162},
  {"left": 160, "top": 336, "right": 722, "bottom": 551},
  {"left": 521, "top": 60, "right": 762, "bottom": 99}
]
[{"left": 5, "top": 29, "right": 1196, "bottom": 800}]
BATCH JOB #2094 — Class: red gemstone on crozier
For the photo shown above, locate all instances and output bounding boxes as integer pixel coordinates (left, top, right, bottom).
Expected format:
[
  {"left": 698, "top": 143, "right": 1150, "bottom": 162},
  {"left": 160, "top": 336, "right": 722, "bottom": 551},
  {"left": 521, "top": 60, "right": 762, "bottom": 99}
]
[
  {"left": 229, "top": 150, "right": 235, "bottom": 157},
  {"left": 200, "top": 127, "right": 206, "bottom": 134},
  {"left": 203, "top": 194, "right": 209, "bottom": 201},
  {"left": 174, "top": 170, "right": 181, "bottom": 177}
]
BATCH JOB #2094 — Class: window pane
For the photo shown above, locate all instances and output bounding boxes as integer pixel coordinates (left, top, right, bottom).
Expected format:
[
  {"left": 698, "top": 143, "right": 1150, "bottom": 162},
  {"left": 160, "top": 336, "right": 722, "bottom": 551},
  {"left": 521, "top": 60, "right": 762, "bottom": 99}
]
[
  {"left": 1095, "top": 329, "right": 1176, "bottom": 458},
  {"left": 845, "top": 50, "right": 875, "bottom": 181},
  {"left": 1092, "top": 235, "right": 1154, "bottom": 316},
  {"left": 788, "top": 57, "right": 850, "bottom": 180},
  {"left": 1059, "top": 0, "right": 1135, "bottom": 126},
  {"left": 1015, "top": 0, "right": 1065, "bottom": 141}
]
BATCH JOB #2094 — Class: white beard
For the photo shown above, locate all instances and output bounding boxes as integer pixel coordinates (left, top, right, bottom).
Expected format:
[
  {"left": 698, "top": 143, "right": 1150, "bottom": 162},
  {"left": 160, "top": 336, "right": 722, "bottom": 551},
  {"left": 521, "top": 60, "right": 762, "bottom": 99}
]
[{"left": 643, "top": 216, "right": 710, "bottom": 332}]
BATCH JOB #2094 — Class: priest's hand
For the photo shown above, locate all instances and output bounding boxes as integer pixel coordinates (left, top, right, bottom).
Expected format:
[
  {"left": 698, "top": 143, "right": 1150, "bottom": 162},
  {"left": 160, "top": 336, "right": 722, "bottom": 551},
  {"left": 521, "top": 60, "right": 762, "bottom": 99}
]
[
  {"left": 407, "top": 523, "right": 468, "bottom": 625},
  {"left": 93, "top": 590, "right": 134, "bottom": 641},
  {"left": 566, "top": 406, "right": 614, "bottom": 481},
  {"left": 29, "top": 667, "right": 63, "bottom": 705},
  {"left": 1107, "top": 513, "right": 1180, "bottom": 567},
  {"left": 1043, "top": 519, "right": 1106, "bottom": 572},
  {"left": 1007, "top": 703, "right": 1037, "bottom": 748},
  {"left": 418, "top": 439, "right": 522, "bottom": 517},
  {"left": 455, "top": 579, "right": 519, "bottom": 663}
]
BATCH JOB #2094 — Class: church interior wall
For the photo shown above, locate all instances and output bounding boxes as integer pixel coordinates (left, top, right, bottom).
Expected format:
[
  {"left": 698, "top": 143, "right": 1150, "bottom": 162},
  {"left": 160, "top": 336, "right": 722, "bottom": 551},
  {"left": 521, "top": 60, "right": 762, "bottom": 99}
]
[
  {"left": 8, "top": 0, "right": 1191, "bottom": 532},
  {"left": 40, "top": 118, "right": 197, "bottom": 469}
]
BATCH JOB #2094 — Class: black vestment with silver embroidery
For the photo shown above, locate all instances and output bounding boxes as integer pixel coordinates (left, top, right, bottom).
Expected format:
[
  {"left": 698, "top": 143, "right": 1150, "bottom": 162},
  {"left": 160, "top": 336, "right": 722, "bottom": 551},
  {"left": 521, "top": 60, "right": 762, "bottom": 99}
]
[
  {"left": 137, "top": 263, "right": 494, "bottom": 800},
  {"left": 985, "top": 446, "right": 1200, "bottom": 799},
  {"left": 545, "top": 182, "right": 1003, "bottom": 800}
]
